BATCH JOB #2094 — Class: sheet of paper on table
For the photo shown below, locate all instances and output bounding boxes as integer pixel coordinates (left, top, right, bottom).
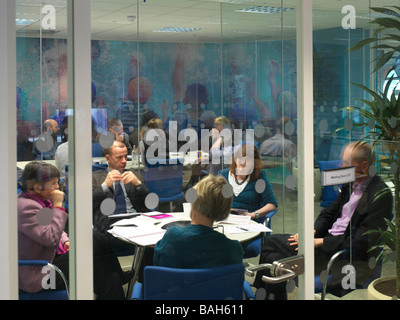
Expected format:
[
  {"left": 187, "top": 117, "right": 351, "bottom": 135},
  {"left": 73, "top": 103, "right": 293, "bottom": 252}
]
[
  {"left": 107, "top": 212, "right": 140, "bottom": 219},
  {"left": 108, "top": 224, "right": 166, "bottom": 246},
  {"left": 110, "top": 217, "right": 149, "bottom": 227},
  {"left": 223, "top": 223, "right": 271, "bottom": 234},
  {"left": 220, "top": 214, "right": 252, "bottom": 225}
]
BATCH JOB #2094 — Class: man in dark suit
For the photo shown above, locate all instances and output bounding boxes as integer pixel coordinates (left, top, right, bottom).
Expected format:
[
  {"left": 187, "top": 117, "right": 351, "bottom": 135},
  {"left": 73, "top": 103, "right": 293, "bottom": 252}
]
[
  {"left": 253, "top": 141, "right": 393, "bottom": 299},
  {"left": 92, "top": 140, "right": 150, "bottom": 236}
]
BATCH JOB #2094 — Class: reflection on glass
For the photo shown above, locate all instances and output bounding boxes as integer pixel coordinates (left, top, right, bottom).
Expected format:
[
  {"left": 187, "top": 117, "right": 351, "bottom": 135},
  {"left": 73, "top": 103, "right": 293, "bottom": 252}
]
[{"left": 17, "top": 0, "right": 71, "bottom": 299}]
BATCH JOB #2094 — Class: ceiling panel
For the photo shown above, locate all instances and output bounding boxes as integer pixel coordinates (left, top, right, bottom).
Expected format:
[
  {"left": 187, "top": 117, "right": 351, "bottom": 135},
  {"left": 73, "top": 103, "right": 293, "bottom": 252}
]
[{"left": 15, "top": 0, "right": 400, "bottom": 42}]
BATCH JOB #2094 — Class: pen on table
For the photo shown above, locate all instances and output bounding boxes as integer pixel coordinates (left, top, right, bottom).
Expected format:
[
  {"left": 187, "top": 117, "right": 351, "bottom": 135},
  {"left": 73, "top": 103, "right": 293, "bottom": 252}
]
[{"left": 237, "top": 226, "right": 249, "bottom": 231}]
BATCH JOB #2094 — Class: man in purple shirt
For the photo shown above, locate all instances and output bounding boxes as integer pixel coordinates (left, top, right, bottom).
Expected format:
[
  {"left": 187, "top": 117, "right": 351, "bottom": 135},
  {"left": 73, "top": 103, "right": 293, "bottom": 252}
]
[{"left": 253, "top": 142, "right": 393, "bottom": 299}]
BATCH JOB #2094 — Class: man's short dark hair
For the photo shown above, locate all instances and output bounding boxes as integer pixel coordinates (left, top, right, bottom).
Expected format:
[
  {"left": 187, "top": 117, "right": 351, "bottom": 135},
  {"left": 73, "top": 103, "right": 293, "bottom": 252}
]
[{"left": 107, "top": 118, "right": 122, "bottom": 130}]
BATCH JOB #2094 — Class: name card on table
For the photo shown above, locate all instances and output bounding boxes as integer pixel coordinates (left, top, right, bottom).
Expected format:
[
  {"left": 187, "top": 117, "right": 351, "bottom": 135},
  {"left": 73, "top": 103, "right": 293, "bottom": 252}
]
[{"left": 320, "top": 166, "right": 355, "bottom": 186}]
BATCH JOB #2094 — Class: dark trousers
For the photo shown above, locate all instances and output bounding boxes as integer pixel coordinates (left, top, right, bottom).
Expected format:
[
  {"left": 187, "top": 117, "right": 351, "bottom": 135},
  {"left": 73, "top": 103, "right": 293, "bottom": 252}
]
[
  {"left": 104, "top": 231, "right": 154, "bottom": 284},
  {"left": 53, "top": 231, "right": 126, "bottom": 300},
  {"left": 253, "top": 233, "right": 376, "bottom": 299},
  {"left": 253, "top": 234, "right": 338, "bottom": 300}
]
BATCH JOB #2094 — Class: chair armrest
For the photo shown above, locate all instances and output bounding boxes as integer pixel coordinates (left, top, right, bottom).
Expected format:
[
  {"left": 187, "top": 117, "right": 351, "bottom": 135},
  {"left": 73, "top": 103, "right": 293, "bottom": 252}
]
[
  {"left": 321, "top": 249, "right": 346, "bottom": 299},
  {"left": 326, "top": 249, "right": 346, "bottom": 274},
  {"left": 131, "top": 282, "right": 143, "bottom": 300},
  {"left": 18, "top": 260, "right": 69, "bottom": 298},
  {"left": 243, "top": 281, "right": 255, "bottom": 300},
  {"left": 265, "top": 210, "right": 277, "bottom": 219},
  {"left": 18, "top": 260, "right": 49, "bottom": 266}
]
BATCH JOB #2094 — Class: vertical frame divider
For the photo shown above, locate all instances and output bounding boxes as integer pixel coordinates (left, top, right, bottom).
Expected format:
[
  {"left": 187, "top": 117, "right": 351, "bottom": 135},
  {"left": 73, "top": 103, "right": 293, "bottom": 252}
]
[
  {"left": 296, "top": 0, "right": 315, "bottom": 300},
  {"left": 67, "top": 0, "right": 93, "bottom": 300},
  {"left": 0, "top": 0, "right": 18, "bottom": 300}
]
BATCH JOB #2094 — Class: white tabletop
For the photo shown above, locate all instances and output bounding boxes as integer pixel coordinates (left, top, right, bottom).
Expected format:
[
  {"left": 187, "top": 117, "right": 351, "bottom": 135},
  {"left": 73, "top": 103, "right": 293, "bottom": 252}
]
[{"left": 108, "top": 212, "right": 268, "bottom": 247}]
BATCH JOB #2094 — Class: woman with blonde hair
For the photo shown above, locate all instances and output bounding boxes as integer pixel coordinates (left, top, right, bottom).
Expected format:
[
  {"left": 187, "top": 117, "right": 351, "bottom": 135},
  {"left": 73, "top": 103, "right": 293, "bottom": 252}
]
[{"left": 153, "top": 174, "right": 243, "bottom": 268}]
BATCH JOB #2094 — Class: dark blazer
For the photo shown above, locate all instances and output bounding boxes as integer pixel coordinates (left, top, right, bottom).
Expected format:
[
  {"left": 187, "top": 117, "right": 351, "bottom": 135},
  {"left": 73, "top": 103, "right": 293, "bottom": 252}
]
[
  {"left": 314, "top": 175, "right": 393, "bottom": 260},
  {"left": 92, "top": 169, "right": 150, "bottom": 234}
]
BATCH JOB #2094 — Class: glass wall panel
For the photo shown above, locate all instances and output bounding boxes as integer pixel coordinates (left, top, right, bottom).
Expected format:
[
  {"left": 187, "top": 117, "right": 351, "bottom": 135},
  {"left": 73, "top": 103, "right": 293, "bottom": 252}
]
[
  {"left": 89, "top": 0, "right": 302, "bottom": 300},
  {"left": 222, "top": 0, "right": 300, "bottom": 299},
  {"left": 16, "top": 0, "right": 72, "bottom": 298},
  {"left": 313, "top": 0, "right": 398, "bottom": 300},
  {"left": 14, "top": 0, "right": 400, "bottom": 302}
]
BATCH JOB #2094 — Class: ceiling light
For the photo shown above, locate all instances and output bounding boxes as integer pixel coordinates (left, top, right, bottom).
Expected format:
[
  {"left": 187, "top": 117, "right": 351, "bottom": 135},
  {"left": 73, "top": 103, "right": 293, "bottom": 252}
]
[
  {"left": 236, "top": 6, "right": 294, "bottom": 14},
  {"left": 16, "top": 18, "right": 37, "bottom": 25},
  {"left": 127, "top": 15, "right": 136, "bottom": 22},
  {"left": 153, "top": 27, "right": 201, "bottom": 33}
]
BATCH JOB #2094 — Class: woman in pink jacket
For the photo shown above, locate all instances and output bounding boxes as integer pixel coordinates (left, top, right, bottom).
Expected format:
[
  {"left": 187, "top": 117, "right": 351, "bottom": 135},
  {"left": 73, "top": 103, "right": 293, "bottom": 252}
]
[
  {"left": 18, "top": 161, "right": 130, "bottom": 299},
  {"left": 18, "top": 161, "right": 69, "bottom": 293}
]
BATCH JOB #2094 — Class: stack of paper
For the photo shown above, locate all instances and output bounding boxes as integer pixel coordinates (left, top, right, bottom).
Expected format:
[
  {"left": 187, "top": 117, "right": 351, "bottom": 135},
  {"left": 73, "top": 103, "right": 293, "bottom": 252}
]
[
  {"left": 220, "top": 214, "right": 252, "bottom": 225},
  {"left": 108, "top": 224, "right": 166, "bottom": 246},
  {"left": 223, "top": 224, "right": 271, "bottom": 234}
]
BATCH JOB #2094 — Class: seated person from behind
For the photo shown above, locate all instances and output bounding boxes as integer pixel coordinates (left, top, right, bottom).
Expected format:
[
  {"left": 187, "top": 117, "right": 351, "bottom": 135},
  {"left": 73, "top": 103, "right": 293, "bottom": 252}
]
[
  {"left": 259, "top": 116, "right": 297, "bottom": 158},
  {"left": 92, "top": 140, "right": 150, "bottom": 236},
  {"left": 139, "top": 117, "right": 169, "bottom": 166},
  {"left": 253, "top": 141, "right": 393, "bottom": 299},
  {"left": 153, "top": 174, "right": 244, "bottom": 268},
  {"left": 107, "top": 118, "right": 132, "bottom": 155},
  {"left": 206, "top": 116, "right": 241, "bottom": 175},
  {"left": 218, "top": 144, "right": 278, "bottom": 222}
]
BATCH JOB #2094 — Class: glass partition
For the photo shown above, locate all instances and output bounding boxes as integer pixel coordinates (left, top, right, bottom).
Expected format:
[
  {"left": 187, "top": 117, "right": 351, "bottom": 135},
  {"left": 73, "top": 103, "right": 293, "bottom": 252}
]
[
  {"left": 15, "top": 0, "right": 398, "bottom": 301},
  {"left": 313, "top": 0, "right": 397, "bottom": 300},
  {"left": 220, "top": 0, "right": 299, "bottom": 299},
  {"left": 16, "top": 0, "right": 72, "bottom": 298},
  {"left": 88, "top": 0, "right": 303, "bottom": 300}
]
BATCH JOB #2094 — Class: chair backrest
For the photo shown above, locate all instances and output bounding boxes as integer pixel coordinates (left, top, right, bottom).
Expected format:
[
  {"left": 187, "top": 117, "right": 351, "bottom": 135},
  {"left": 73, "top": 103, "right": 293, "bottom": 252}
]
[
  {"left": 318, "top": 160, "right": 343, "bottom": 207},
  {"left": 243, "top": 210, "right": 277, "bottom": 258},
  {"left": 143, "top": 158, "right": 184, "bottom": 199},
  {"left": 92, "top": 163, "right": 108, "bottom": 171},
  {"left": 18, "top": 260, "right": 69, "bottom": 300},
  {"left": 143, "top": 264, "right": 245, "bottom": 300},
  {"left": 92, "top": 142, "right": 103, "bottom": 157}
]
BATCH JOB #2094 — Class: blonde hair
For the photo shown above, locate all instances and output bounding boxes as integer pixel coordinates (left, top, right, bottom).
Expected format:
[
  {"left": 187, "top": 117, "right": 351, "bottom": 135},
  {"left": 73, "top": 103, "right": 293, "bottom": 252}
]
[
  {"left": 214, "top": 116, "right": 230, "bottom": 127},
  {"left": 191, "top": 174, "right": 232, "bottom": 222},
  {"left": 140, "top": 118, "right": 163, "bottom": 141}
]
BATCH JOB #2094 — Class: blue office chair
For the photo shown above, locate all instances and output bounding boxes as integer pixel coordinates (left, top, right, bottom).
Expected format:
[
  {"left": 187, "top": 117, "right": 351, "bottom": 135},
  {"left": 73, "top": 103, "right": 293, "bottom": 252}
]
[
  {"left": 63, "top": 164, "right": 109, "bottom": 212},
  {"left": 131, "top": 264, "right": 255, "bottom": 300},
  {"left": 318, "top": 160, "right": 343, "bottom": 208},
  {"left": 18, "top": 260, "right": 69, "bottom": 300},
  {"left": 92, "top": 163, "right": 108, "bottom": 171},
  {"left": 142, "top": 158, "right": 185, "bottom": 212},
  {"left": 92, "top": 142, "right": 103, "bottom": 157},
  {"left": 243, "top": 210, "right": 277, "bottom": 259}
]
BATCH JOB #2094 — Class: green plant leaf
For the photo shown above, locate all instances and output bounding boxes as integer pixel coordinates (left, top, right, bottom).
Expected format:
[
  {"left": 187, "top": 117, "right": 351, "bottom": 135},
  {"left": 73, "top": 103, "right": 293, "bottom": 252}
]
[
  {"left": 372, "top": 51, "right": 394, "bottom": 73},
  {"left": 348, "top": 38, "right": 378, "bottom": 52},
  {"left": 371, "top": 17, "right": 400, "bottom": 30},
  {"left": 370, "top": 7, "right": 400, "bottom": 16}
]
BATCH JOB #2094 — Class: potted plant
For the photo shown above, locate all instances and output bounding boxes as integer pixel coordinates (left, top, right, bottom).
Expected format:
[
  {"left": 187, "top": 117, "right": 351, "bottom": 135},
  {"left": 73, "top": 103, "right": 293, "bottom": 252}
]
[{"left": 341, "top": 6, "right": 400, "bottom": 299}]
